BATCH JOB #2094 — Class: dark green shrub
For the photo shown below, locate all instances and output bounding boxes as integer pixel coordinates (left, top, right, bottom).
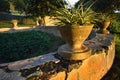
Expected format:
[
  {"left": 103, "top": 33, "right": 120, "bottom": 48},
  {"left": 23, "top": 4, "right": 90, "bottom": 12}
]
[
  {"left": 0, "top": 31, "right": 64, "bottom": 63},
  {"left": 109, "top": 14, "right": 120, "bottom": 32},
  {"left": 114, "top": 34, "right": 120, "bottom": 58}
]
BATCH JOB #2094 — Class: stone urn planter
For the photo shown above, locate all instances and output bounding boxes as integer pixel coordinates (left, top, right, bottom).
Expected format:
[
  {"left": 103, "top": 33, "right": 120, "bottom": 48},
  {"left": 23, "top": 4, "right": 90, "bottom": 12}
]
[
  {"left": 11, "top": 19, "right": 18, "bottom": 28},
  {"left": 97, "top": 13, "right": 112, "bottom": 34},
  {"left": 54, "top": 1, "right": 96, "bottom": 60},
  {"left": 58, "top": 24, "right": 93, "bottom": 60},
  {"left": 101, "top": 21, "right": 110, "bottom": 34},
  {"left": 59, "top": 24, "right": 93, "bottom": 52}
]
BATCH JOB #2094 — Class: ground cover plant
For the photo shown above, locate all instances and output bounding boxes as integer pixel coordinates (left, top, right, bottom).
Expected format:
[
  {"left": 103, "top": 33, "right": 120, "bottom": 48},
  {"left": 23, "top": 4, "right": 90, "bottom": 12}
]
[{"left": 0, "top": 30, "right": 64, "bottom": 63}]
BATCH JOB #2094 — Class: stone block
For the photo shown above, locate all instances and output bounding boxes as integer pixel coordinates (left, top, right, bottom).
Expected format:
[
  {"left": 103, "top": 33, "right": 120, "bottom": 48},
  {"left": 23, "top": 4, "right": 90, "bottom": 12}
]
[
  {"left": 77, "top": 52, "right": 107, "bottom": 80},
  {"left": 107, "top": 41, "right": 115, "bottom": 70},
  {"left": 49, "top": 71, "right": 66, "bottom": 80},
  {"left": 67, "top": 69, "right": 79, "bottom": 80}
]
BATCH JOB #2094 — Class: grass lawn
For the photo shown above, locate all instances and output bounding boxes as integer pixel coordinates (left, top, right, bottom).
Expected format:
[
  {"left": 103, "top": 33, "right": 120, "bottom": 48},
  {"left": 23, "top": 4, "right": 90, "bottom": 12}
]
[
  {"left": 0, "top": 20, "right": 12, "bottom": 28},
  {"left": 0, "top": 30, "right": 64, "bottom": 63},
  {"left": 0, "top": 20, "right": 35, "bottom": 28}
]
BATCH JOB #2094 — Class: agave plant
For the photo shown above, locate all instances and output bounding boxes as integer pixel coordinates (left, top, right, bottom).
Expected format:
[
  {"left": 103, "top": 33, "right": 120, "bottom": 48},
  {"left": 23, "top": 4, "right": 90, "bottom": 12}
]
[{"left": 54, "top": 0, "right": 96, "bottom": 26}]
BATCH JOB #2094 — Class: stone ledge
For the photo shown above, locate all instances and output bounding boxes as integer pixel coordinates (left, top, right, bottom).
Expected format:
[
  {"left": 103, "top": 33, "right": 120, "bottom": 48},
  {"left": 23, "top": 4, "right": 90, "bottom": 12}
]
[
  {"left": 0, "top": 34, "right": 115, "bottom": 80},
  {"left": 0, "top": 52, "right": 59, "bottom": 71},
  {"left": 49, "top": 34, "right": 115, "bottom": 80}
]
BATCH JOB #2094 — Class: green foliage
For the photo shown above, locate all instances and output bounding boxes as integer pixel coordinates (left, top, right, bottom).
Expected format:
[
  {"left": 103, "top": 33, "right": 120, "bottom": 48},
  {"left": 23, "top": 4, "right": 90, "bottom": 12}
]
[
  {"left": 0, "top": 20, "right": 12, "bottom": 28},
  {"left": 97, "top": 13, "right": 112, "bottom": 23},
  {"left": 54, "top": 0, "right": 96, "bottom": 26},
  {"left": 91, "top": 0, "right": 120, "bottom": 13},
  {"left": 75, "top": 0, "right": 119, "bottom": 29},
  {"left": 27, "top": 0, "right": 66, "bottom": 17},
  {"left": 0, "top": 31, "right": 64, "bottom": 63},
  {"left": 114, "top": 34, "right": 120, "bottom": 58},
  {"left": 109, "top": 20, "right": 120, "bottom": 32},
  {"left": 11, "top": 0, "right": 67, "bottom": 26},
  {"left": 12, "top": 0, "right": 31, "bottom": 15},
  {"left": 0, "top": 0, "right": 10, "bottom": 12},
  {"left": 109, "top": 14, "right": 120, "bottom": 32}
]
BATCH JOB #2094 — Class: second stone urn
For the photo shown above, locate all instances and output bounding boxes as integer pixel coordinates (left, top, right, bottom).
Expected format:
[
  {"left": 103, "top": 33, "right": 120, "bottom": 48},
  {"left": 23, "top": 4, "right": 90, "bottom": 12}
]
[{"left": 101, "top": 21, "right": 111, "bottom": 34}]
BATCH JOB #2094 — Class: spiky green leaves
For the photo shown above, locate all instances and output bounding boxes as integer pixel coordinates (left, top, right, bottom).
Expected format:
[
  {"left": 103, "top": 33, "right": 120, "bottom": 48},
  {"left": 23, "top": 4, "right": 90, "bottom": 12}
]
[{"left": 54, "top": 0, "right": 96, "bottom": 26}]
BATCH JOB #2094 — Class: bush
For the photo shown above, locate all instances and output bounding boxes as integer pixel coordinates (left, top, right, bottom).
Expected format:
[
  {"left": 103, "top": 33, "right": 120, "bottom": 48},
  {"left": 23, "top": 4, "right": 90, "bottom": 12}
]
[
  {"left": 109, "top": 14, "right": 120, "bottom": 32},
  {"left": 114, "top": 34, "right": 120, "bottom": 58},
  {"left": 0, "top": 31, "right": 64, "bottom": 63}
]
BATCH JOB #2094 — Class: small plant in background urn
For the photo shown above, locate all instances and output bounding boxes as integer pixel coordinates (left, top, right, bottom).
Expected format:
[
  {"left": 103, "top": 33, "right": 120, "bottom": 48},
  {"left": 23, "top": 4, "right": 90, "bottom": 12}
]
[
  {"left": 91, "top": 0, "right": 116, "bottom": 34},
  {"left": 54, "top": 0, "right": 96, "bottom": 60},
  {"left": 11, "top": 19, "right": 18, "bottom": 28},
  {"left": 96, "top": 13, "right": 111, "bottom": 34}
]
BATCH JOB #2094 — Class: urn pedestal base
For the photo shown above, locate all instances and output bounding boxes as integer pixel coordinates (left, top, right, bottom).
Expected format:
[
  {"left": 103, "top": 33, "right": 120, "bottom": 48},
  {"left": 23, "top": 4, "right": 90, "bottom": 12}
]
[
  {"left": 58, "top": 44, "right": 91, "bottom": 60},
  {"left": 102, "top": 29, "right": 110, "bottom": 34}
]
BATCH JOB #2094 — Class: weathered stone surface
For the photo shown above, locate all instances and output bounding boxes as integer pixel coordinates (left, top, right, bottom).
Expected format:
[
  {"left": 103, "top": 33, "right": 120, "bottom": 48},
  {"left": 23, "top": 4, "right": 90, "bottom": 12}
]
[
  {"left": 58, "top": 44, "right": 92, "bottom": 60},
  {"left": 7, "top": 76, "right": 25, "bottom": 80},
  {"left": 49, "top": 71, "right": 66, "bottom": 80},
  {"left": 77, "top": 52, "right": 107, "bottom": 80},
  {"left": 49, "top": 36, "right": 115, "bottom": 80},
  {"left": 8, "top": 52, "right": 59, "bottom": 71},
  {"left": 107, "top": 41, "right": 115, "bottom": 70},
  {"left": 0, "top": 61, "right": 14, "bottom": 67},
  {"left": 0, "top": 34, "right": 115, "bottom": 80},
  {"left": 0, "top": 69, "right": 25, "bottom": 80},
  {"left": 67, "top": 69, "right": 78, "bottom": 80},
  {"left": 84, "top": 34, "right": 114, "bottom": 51}
]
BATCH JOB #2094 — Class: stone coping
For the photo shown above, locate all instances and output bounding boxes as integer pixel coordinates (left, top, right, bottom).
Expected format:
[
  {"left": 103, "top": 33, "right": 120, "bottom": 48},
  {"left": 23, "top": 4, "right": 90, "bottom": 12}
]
[
  {"left": 0, "top": 34, "right": 115, "bottom": 80},
  {"left": 0, "top": 52, "right": 59, "bottom": 71}
]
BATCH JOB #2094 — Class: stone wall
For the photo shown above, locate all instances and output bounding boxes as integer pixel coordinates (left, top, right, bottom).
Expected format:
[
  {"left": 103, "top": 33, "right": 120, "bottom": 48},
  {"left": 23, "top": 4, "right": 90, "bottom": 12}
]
[
  {"left": 0, "top": 34, "right": 115, "bottom": 80},
  {"left": 49, "top": 34, "right": 115, "bottom": 80}
]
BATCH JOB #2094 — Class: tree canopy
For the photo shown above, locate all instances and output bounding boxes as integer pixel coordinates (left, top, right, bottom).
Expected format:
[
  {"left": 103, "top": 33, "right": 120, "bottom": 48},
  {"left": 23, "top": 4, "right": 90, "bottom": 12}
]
[
  {"left": 11, "top": 0, "right": 66, "bottom": 17},
  {"left": 75, "top": 0, "right": 120, "bottom": 13},
  {"left": 0, "top": 0, "right": 10, "bottom": 12},
  {"left": 92, "top": 0, "right": 120, "bottom": 13},
  {"left": 11, "top": 0, "right": 32, "bottom": 15},
  {"left": 27, "top": 0, "right": 66, "bottom": 17}
]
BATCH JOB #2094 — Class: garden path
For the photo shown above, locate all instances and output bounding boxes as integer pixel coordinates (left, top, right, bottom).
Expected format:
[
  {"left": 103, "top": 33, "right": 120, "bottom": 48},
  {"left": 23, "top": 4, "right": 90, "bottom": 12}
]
[{"left": 0, "top": 26, "right": 62, "bottom": 37}]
